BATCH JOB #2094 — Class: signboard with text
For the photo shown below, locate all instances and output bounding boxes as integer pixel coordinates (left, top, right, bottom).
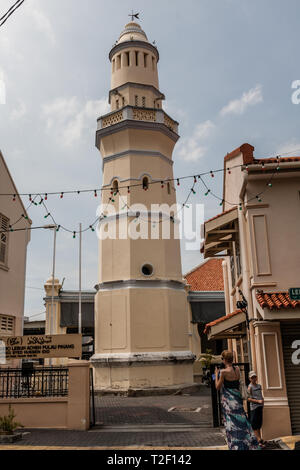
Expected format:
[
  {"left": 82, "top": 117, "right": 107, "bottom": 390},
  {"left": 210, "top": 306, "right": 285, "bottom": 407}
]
[
  {"left": 0, "top": 334, "right": 82, "bottom": 359},
  {"left": 289, "top": 288, "right": 300, "bottom": 301}
]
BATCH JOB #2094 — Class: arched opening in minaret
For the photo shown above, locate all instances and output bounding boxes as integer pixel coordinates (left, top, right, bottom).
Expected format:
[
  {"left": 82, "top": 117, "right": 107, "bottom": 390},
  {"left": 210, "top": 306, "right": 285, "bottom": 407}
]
[
  {"left": 116, "top": 54, "right": 121, "bottom": 69},
  {"left": 142, "top": 177, "right": 149, "bottom": 190},
  {"left": 135, "top": 51, "right": 139, "bottom": 66},
  {"left": 125, "top": 51, "right": 130, "bottom": 67},
  {"left": 143, "top": 53, "right": 148, "bottom": 68},
  {"left": 113, "top": 180, "right": 119, "bottom": 194}
]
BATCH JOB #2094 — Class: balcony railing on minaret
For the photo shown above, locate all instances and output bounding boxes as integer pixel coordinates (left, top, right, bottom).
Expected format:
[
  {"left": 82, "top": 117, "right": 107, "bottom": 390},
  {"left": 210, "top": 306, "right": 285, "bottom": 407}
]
[{"left": 97, "top": 106, "right": 179, "bottom": 134}]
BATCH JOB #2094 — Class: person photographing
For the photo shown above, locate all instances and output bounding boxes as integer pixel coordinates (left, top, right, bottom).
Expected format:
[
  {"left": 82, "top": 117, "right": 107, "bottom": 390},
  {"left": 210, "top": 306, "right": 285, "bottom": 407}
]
[{"left": 214, "top": 350, "right": 260, "bottom": 450}]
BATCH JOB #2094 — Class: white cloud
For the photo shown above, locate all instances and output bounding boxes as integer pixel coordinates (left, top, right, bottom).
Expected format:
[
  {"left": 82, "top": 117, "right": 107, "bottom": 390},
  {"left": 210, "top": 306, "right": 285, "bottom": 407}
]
[
  {"left": 220, "top": 84, "right": 263, "bottom": 116},
  {"left": 10, "top": 101, "right": 27, "bottom": 120},
  {"left": 277, "top": 139, "right": 300, "bottom": 156},
  {"left": 42, "top": 96, "right": 109, "bottom": 147},
  {"left": 0, "top": 68, "right": 6, "bottom": 105},
  {"left": 31, "top": 8, "right": 56, "bottom": 45},
  {"left": 176, "top": 120, "right": 215, "bottom": 162}
]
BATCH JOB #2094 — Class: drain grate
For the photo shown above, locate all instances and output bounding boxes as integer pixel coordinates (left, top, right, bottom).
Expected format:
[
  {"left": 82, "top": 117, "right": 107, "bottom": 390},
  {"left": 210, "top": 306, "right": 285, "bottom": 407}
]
[{"left": 168, "top": 406, "right": 201, "bottom": 413}]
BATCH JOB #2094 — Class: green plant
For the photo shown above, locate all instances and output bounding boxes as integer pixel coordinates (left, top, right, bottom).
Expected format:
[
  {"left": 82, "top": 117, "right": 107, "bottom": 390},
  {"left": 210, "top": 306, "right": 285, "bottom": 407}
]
[
  {"left": 0, "top": 405, "right": 23, "bottom": 434},
  {"left": 199, "top": 349, "right": 213, "bottom": 369}
]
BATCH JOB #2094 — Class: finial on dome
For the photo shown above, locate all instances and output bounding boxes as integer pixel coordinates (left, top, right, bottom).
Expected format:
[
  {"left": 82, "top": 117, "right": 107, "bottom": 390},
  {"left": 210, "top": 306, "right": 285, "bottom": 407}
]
[{"left": 128, "top": 10, "right": 140, "bottom": 22}]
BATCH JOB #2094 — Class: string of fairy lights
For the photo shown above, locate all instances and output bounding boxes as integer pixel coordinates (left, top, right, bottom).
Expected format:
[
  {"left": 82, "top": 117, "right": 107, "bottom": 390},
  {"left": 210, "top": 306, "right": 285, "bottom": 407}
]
[{"left": 0, "top": 157, "right": 285, "bottom": 236}]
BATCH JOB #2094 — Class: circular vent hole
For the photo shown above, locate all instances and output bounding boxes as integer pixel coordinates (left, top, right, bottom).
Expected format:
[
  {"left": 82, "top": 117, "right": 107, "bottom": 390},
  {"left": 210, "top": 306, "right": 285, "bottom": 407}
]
[{"left": 141, "top": 264, "right": 153, "bottom": 276}]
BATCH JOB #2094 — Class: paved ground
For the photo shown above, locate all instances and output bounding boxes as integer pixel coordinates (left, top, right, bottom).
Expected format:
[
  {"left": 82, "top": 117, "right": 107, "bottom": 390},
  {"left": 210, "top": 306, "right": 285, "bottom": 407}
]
[
  {"left": 0, "top": 386, "right": 291, "bottom": 449},
  {"left": 94, "top": 389, "right": 213, "bottom": 427}
]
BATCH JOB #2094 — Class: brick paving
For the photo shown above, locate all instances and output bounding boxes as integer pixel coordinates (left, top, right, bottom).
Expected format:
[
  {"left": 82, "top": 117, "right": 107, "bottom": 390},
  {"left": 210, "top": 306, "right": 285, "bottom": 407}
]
[
  {"left": 94, "top": 390, "right": 213, "bottom": 427},
  {"left": 0, "top": 386, "right": 229, "bottom": 448},
  {"left": 0, "top": 386, "right": 284, "bottom": 449},
  {"left": 11, "top": 428, "right": 226, "bottom": 448}
]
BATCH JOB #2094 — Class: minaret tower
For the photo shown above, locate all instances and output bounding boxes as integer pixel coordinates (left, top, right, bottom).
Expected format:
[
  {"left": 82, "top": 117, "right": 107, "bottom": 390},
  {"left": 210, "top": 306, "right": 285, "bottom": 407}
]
[{"left": 91, "top": 20, "right": 194, "bottom": 391}]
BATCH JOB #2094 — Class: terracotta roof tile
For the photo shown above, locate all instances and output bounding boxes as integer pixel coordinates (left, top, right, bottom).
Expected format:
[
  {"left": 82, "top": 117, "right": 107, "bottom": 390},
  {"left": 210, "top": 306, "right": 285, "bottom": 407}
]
[
  {"left": 185, "top": 259, "right": 224, "bottom": 292},
  {"left": 256, "top": 291, "right": 300, "bottom": 310},
  {"left": 204, "top": 309, "right": 242, "bottom": 334},
  {"left": 251, "top": 156, "right": 300, "bottom": 165}
]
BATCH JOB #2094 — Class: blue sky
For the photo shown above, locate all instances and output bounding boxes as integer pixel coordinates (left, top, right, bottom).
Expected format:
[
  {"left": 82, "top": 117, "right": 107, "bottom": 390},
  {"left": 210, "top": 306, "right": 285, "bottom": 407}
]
[{"left": 1, "top": 0, "right": 300, "bottom": 318}]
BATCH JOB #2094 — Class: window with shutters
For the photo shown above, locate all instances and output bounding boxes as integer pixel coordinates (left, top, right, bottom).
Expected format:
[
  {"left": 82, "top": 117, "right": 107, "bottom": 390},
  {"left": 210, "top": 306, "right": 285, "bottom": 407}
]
[
  {"left": 0, "top": 315, "right": 15, "bottom": 335},
  {"left": 0, "top": 214, "right": 9, "bottom": 267}
]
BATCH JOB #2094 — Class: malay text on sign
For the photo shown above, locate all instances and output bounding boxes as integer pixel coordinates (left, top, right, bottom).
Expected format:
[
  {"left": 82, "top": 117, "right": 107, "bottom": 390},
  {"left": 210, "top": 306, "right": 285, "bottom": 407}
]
[{"left": 0, "top": 334, "right": 82, "bottom": 359}]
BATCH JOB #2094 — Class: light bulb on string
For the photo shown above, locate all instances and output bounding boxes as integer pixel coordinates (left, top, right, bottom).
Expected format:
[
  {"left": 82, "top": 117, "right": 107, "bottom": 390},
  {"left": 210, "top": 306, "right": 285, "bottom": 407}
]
[
  {"left": 73, "top": 231, "right": 76, "bottom": 239},
  {"left": 276, "top": 156, "right": 280, "bottom": 170},
  {"left": 45, "top": 194, "right": 48, "bottom": 201},
  {"left": 60, "top": 192, "right": 64, "bottom": 199},
  {"left": 177, "top": 179, "right": 180, "bottom": 186},
  {"left": 56, "top": 225, "right": 60, "bottom": 232},
  {"left": 210, "top": 171, "right": 214, "bottom": 178},
  {"left": 205, "top": 189, "right": 210, "bottom": 196},
  {"left": 94, "top": 190, "right": 97, "bottom": 197},
  {"left": 89, "top": 225, "right": 95, "bottom": 232}
]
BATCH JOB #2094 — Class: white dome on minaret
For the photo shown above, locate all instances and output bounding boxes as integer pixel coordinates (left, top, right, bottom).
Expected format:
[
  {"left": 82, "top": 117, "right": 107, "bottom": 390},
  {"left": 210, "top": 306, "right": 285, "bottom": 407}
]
[{"left": 117, "top": 22, "right": 148, "bottom": 44}]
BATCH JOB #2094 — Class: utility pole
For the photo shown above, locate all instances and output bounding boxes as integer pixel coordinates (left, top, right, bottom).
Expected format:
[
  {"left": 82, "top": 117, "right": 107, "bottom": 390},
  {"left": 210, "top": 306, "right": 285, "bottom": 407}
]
[{"left": 78, "top": 223, "right": 82, "bottom": 336}]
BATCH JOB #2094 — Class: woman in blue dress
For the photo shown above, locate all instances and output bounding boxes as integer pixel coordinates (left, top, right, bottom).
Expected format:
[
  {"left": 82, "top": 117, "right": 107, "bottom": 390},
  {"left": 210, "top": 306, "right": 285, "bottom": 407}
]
[{"left": 215, "top": 350, "right": 261, "bottom": 450}]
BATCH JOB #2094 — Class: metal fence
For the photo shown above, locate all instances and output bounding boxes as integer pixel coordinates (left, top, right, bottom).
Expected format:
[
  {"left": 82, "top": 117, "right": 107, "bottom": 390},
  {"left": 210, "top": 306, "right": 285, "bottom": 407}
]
[{"left": 0, "top": 366, "right": 69, "bottom": 398}]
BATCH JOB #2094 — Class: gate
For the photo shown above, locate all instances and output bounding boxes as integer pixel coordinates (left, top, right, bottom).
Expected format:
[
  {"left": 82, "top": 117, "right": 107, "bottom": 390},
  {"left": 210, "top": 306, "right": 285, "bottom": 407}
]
[{"left": 210, "top": 362, "right": 250, "bottom": 427}]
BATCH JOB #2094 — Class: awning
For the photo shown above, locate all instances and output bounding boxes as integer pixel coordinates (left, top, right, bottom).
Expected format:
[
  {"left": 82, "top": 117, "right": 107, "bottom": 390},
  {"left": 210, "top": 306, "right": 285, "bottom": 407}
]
[
  {"left": 204, "top": 309, "right": 246, "bottom": 340},
  {"left": 203, "top": 207, "right": 238, "bottom": 258}
]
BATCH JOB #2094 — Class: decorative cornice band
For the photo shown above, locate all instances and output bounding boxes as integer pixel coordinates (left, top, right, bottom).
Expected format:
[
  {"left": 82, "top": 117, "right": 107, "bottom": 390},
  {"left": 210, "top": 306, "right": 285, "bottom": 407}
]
[
  {"left": 91, "top": 350, "right": 195, "bottom": 368},
  {"left": 97, "top": 210, "right": 180, "bottom": 225},
  {"left": 109, "top": 83, "right": 165, "bottom": 104},
  {"left": 109, "top": 41, "right": 159, "bottom": 62},
  {"left": 95, "top": 120, "right": 179, "bottom": 149},
  {"left": 188, "top": 291, "right": 225, "bottom": 302},
  {"left": 103, "top": 150, "right": 173, "bottom": 169},
  {"left": 95, "top": 279, "right": 186, "bottom": 292}
]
